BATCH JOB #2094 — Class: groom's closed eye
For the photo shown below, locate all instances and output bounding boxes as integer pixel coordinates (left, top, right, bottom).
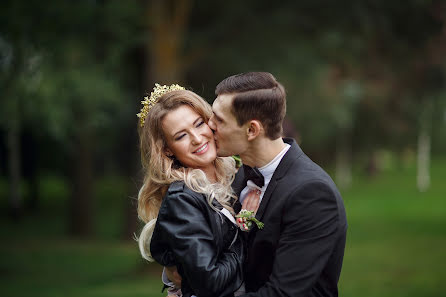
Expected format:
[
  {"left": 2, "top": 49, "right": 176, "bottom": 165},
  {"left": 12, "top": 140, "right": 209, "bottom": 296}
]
[{"left": 213, "top": 114, "right": 223, "bottom": 123}]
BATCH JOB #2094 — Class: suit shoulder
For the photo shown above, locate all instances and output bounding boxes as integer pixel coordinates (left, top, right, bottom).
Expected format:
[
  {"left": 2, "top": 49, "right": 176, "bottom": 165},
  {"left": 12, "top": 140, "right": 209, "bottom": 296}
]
[{"left": 289, "top": 153, "right": 335, "bottom": 183}]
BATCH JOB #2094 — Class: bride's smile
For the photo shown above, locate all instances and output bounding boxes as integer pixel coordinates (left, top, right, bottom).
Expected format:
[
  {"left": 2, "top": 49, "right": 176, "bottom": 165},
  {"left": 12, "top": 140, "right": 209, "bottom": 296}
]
[{"left": 162, "top": 105, "right": 217, "bottom": 177}]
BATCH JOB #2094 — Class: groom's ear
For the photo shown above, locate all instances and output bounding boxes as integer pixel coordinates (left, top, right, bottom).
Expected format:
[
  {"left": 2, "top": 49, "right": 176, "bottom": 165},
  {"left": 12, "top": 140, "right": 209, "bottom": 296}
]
[{"left": 246, "top": 120, "right": 262, "bottom": 141}]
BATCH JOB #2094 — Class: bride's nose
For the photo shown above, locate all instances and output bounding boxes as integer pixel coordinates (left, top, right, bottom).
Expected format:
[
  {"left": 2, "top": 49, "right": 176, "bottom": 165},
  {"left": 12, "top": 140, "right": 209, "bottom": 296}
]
[{"left": 190, "top": 130, "right": 202, "bottom": 145}]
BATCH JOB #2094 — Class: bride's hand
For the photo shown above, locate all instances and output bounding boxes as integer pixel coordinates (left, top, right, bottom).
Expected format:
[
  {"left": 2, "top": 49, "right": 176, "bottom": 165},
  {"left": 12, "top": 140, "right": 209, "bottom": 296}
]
[{"left": 165, "top": 265, "right": 182, "bottom": 288}]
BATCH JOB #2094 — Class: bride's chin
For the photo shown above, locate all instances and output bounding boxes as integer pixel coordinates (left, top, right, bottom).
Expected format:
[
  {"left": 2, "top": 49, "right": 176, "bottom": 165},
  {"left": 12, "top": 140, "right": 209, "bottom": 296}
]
[{"left": 209, "top": 148, "right": 217, "bottom": 158}]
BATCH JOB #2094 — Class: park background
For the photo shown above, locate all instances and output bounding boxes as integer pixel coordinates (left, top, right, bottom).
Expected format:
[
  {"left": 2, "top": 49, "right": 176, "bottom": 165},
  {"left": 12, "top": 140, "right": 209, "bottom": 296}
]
[{"left": 1, "top": 1, "right": 445, "bottom": 296}]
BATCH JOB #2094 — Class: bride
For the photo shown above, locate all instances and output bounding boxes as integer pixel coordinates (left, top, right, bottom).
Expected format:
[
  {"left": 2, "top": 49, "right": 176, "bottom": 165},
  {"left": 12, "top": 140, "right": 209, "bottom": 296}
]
[{"left": 136, "top": 84, "right": 257, "bottom": 297}]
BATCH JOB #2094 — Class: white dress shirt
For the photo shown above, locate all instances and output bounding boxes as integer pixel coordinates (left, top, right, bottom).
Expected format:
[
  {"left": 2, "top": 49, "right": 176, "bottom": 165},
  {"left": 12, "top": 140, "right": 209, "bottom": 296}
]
[{"left": 239, "top": 144, "right": 290, "bottom": 205}]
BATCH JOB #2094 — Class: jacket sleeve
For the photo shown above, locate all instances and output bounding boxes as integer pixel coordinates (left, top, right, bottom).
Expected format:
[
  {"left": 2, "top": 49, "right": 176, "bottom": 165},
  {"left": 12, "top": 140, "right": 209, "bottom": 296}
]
[
  {"left": 241, "top": 181, "right": 341, "bottom": 297},
  {"left": 154, "top": 190, "right": 244, "bottom": 297}
]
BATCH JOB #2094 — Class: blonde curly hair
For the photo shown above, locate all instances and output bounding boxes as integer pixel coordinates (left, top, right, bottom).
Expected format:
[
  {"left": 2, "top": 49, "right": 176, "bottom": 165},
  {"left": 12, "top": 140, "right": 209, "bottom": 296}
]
[{"left": 137, "top": 89, "right": 237, "bottom": 261}]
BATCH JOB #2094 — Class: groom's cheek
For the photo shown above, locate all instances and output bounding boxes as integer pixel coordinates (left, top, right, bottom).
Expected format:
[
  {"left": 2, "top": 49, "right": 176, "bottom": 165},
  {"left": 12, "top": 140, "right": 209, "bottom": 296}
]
[{"left": 208, "top": 116, "right": 217, "bottom": 131}]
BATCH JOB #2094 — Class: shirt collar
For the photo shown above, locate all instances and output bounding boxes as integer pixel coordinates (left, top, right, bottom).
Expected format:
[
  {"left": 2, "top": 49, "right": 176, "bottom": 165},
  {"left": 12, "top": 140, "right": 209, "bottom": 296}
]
[{"left": 258, "top": 144, "right": 290, "bottom": 180}]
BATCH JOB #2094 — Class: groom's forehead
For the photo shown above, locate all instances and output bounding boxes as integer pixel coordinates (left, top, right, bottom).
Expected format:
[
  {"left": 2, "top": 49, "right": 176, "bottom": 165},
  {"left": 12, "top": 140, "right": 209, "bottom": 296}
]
[
  {"left": 214, "top": 96, "right": 236, "bottom": 120},
  {"left": 214, "top": 94, "right": 233, "bottom": 112}
]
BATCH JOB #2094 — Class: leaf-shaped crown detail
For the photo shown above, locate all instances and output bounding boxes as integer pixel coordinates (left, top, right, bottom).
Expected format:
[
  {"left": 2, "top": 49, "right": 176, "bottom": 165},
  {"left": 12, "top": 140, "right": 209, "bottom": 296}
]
[{"left": 137, "top": 83, "right": 185, "bottom": 127}]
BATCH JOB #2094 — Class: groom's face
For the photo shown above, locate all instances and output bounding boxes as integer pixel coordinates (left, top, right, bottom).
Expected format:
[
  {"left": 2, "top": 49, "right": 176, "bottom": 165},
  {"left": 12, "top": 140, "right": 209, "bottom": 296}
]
[{"left": 209, "top": 94, "right": 249, "bottom": 157}]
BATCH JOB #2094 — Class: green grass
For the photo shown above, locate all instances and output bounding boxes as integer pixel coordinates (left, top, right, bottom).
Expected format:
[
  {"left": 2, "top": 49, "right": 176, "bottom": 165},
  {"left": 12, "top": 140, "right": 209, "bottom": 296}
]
[
  {"left": 0, "top": 175, "right": 165, "bottom": 297},
  {"left": 1, "top": 159, "right": 445, "bottom": 297},
  {"left": 0, "top": 238, "right": 164, "bottom": 297},
  {"left": 338, "top": 159, "right": 446, "bottom": 297}
]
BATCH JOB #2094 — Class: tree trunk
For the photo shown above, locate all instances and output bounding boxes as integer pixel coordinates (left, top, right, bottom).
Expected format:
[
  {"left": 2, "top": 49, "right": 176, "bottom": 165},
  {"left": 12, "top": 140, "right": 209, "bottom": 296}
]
[
  {"left": 416, "top": 101, "right": 433, "bottom": 193},
  {"left": 23, "top": 133, "right": 40, "bottom": 211},
  {"left": 121, "top": 126, "right": 140, "bottom": 241},
  {"left": 417, "top": 128, "right": 431, "bottom": 192},
  {"left": 68, "top": 129, "right": 94, "bottom": 237},
  {"left": 127, "top": 0, "right": 192, "bottom": 240},
  {"left": 335, "top": 133, "right": 352, "bottom": 189},
  {"left": 123, "top": 188, "right": 139, "bottom": 241},
  {"left": 7, "top": 121, "right": 22, "bottom": 220},
  {"left": 146, "top": 0, "right": 192, "bottom": 84},
  {"left": 366, "top": 151, "right": 378, "bottom": 177}
]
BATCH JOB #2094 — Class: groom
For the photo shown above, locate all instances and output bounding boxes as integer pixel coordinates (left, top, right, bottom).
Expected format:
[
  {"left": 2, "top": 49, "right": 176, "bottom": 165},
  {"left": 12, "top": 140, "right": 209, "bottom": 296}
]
[{"left": 208, "top": 72, "right": 347, "bottom": 297}]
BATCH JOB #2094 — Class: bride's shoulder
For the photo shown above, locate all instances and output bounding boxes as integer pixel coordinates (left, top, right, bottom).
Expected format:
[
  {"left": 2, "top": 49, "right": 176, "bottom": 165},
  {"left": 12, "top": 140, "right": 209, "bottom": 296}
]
[
  {"left": 167, "top": 180, "right": 186, "bottom": 194},
  {"left": 165, "top": 181, "right": 204, "bottom": 205}
]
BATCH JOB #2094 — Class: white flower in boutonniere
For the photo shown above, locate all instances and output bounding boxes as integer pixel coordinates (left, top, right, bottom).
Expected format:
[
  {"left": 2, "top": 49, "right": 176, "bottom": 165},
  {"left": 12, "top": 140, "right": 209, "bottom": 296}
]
[{"left": 236, "top": 209, "right": 264, "bottom": 231}]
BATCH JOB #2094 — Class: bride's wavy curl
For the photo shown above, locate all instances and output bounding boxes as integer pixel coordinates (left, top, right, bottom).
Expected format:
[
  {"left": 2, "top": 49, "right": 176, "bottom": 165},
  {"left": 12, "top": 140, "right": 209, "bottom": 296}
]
[{"left": 137, "top": 90, "right": 237, "bottom": 261}]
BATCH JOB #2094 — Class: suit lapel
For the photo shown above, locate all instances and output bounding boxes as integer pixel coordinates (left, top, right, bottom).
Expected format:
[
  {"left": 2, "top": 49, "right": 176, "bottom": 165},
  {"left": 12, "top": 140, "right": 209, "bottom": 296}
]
[
  {"left": 232, "top": 166, "right": 247, "bottom": 213},
  {"left": 233, "top": 166, "right": 247, "bottom": 197},
  {"left": 255, "top": 138, "right": 303, "bottom": 222},
  {"left": 255, "top": 176, "right": 278, "bottom": 221}
]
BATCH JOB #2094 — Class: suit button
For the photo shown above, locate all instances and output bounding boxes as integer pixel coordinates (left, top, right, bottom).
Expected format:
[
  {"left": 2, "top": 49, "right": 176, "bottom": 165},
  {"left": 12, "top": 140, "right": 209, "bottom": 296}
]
[{"left": 230, "top": 225, "right": 235, "bottom": 230}]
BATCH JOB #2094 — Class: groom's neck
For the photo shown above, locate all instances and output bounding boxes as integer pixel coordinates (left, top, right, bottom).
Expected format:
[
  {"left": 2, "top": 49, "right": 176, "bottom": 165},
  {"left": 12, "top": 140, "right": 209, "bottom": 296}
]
[{"left": 241, "top": 138, "right": 286, "bottom": 168}]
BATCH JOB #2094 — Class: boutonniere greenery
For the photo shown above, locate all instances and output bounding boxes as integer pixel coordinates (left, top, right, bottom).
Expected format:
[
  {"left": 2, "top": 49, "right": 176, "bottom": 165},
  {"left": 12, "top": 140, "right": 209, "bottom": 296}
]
[
  {"left": 236, "top": 209, "right": 264, "bottom": 231},
  {"left": 232, "top": 155, "right": 242, "bottom": 169}
]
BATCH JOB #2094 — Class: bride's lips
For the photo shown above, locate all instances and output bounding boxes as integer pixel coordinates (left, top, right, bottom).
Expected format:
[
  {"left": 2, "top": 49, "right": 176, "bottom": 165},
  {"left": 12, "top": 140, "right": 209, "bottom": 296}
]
[{"left": 193, "top": 142, "right": 209, "bottom": 155}]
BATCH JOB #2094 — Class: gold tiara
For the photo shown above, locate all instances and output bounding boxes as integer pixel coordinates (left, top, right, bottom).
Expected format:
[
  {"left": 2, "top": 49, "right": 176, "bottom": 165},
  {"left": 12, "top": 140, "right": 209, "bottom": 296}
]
[{"left": 137, "top": 83, "right": 185, "bottom": 127}]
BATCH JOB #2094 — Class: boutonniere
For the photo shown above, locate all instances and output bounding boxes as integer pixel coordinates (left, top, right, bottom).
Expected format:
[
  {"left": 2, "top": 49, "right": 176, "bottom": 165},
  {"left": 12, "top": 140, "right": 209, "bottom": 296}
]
[{"left": 236, "top": 209, "right": 264, "bottom": 231}]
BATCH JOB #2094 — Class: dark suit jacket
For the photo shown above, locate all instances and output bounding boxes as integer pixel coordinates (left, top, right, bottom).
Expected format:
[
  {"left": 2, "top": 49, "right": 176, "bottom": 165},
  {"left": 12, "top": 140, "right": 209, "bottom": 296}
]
[{"left": 234, "top": 138, "right": 347, "bottom": 297}]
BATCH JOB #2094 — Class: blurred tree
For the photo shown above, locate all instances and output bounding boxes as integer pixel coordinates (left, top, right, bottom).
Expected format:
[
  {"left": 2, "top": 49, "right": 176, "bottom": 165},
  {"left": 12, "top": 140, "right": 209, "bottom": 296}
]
[
  {"left": 144, "top": 0, "right": 193, "bottom": 84},
  {"left": 357, "top": 0, "right": 446, "bottom": 191},
  {"left": 37, "top": 1, "right": 142, "bottom": 236},
  {"left": 0, "top": 2, "right": 45, "bottom": 218},
  {"left": 2, "top": 0, "right": 446, "bottom": 236},
  {"left": 121, "top": 0, "right": 195, "bottom": 240},
  {"left": 0, "top": 0, "right": 142, "bottom": 236},
  {"left": 181, "top": 0, "right": 445, "bottom": 188}
]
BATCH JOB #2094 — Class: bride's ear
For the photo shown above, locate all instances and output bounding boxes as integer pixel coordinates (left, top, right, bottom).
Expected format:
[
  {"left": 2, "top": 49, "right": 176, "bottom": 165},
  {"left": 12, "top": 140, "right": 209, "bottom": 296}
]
[
  {"left": 246, "top": 120, "right": 262, "bottom": 141},
  {"left": 164, "top": 148, "right": 174, "bottom": 158}
]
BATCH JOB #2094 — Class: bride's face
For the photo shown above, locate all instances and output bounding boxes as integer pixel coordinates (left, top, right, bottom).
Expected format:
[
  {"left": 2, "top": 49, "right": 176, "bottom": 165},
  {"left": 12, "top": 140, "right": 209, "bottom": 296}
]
[{"left": 162, "top": 105, "right": 217, "bottom": 173}]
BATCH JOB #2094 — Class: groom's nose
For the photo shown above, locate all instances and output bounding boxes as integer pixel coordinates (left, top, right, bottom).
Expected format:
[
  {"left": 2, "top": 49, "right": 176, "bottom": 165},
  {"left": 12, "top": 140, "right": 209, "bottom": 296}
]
[{"left": 208, "top": 116, "right": 216, "bottom": 131}]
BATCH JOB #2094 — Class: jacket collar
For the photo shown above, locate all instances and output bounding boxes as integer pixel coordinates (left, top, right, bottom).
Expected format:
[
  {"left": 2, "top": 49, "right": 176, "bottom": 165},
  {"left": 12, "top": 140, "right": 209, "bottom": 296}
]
[
  {"left": 254, "top": 138, "right": 303, "bottom": 221},
  {"left": 232, "top": 138, "right": 304, "bottom": 217}
]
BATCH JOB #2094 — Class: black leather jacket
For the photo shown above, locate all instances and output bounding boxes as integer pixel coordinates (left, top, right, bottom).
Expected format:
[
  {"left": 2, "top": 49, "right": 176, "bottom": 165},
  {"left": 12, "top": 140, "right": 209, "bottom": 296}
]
[{"left": 150, "top": 181, "right": 244, "bottom": 297}]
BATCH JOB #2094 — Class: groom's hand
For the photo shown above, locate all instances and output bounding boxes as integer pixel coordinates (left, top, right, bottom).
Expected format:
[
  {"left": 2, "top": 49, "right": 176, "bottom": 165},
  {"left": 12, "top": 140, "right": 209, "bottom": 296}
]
[
  {"left": 165, "top": 265, "right": 182, "bottom": 287},
  {"left": 236, "top": 190, "right": 261, "bottom": 230},
  {"left": 242, "top": 189, "right": 261, "bottom": 213}
]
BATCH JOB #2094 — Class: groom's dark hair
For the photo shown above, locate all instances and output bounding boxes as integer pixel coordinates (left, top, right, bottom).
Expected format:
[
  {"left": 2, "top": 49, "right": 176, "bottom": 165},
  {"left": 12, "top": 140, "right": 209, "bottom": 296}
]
[{"left": 215, "top": 72, "right": 286, "bottom": 140}]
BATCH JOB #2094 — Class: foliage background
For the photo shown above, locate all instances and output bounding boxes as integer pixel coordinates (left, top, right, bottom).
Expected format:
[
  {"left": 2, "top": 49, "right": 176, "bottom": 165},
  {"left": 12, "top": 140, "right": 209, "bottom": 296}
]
[{"left": 1, "top": 1, "right": 445, "bottom": 296}]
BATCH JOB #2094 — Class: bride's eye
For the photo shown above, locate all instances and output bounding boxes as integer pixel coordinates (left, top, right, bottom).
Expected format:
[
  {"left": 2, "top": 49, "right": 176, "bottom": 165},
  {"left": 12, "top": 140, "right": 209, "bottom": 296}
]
[
  {"left": 196, "top": 120, "right": 204, "bottom": 127},
  {"left": 175, "top": 134, "right": 186, "bottom": 141}
]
